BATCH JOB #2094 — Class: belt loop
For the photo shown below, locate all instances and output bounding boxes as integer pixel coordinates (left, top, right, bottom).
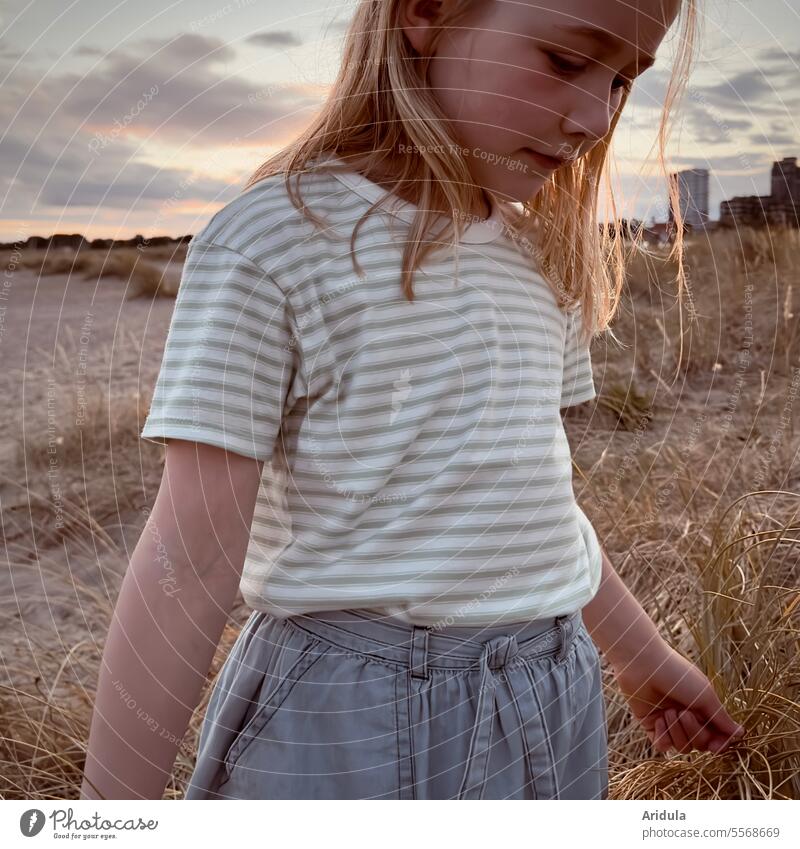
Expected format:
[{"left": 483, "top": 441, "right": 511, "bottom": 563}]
[
  {"left": 555, "top": 614, "right": 574, "bottom": 663},
  {"left": 410, "top": 626, "right": 430, "bottom": 679}
]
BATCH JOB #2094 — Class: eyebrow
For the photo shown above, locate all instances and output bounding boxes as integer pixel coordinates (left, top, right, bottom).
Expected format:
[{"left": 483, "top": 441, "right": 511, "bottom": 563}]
[{"left": 552, "top": 24, "right": 657, "bottom": 70}]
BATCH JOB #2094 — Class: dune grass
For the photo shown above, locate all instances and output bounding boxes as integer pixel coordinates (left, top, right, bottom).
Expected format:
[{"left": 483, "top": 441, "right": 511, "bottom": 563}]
[
  {"left": 1, "top": 225, "right": 798, "bottom": 799},
  {"left": 11, "top": 244, "right": 184, "bottom": 298}
]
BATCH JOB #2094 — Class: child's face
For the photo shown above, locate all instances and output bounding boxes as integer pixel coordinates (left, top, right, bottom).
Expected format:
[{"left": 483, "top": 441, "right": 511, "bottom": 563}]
[{"left": 401, "top": 0, "right": 681, "bottom": 211}]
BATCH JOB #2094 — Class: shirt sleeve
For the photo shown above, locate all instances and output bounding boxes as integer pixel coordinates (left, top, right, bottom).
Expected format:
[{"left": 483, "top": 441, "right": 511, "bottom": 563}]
[
  {"left": 140, "top": 239, "right": 299, "bottom": 461},
  {"left": 560, "top": 305, "right": 597, "bottom": 409}
]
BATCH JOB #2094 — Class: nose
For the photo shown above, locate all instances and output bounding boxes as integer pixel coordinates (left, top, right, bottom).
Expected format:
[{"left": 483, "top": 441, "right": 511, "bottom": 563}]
[{"left": 560, "top": 85, "right": 616, "bottom": 149}]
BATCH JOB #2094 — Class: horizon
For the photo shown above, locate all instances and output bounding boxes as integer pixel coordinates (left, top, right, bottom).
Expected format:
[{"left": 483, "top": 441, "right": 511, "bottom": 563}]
[{"left": 0, "top": 177, "right": 791, "bottom": 245}]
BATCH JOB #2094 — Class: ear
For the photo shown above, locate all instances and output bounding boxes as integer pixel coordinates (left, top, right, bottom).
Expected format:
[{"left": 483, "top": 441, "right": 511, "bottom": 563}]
[{"left": 399, "top": 0, "right": 445, "bottom": 56}]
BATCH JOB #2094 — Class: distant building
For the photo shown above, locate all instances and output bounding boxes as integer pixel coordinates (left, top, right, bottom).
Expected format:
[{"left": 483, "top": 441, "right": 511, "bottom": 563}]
[
  {"left": 719, "top": 156, "right": 800, "bottom": 229},
  {"left": 771, "top": 156, "right": 800, "bottom": 206},
  {"left": 718, "top": 195, "right": 798, "bottom": 228},
  {"left": 643, "top": 222, "right": 671, "bottom": 246},
  {"left": 600, "top": 218, "right": 645, "bottom": 240},
  {"left": 668, "top": 168, "right": 710, "bottom": 230}
]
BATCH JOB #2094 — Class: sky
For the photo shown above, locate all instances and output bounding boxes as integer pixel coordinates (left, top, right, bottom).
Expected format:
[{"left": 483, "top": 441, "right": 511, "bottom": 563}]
[{"left": 1, "top": 0, "right": 798, "bottom": 241}]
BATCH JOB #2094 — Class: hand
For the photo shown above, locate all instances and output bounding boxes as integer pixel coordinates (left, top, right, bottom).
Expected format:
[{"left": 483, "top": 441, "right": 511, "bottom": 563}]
[{"left": 610, "top": 640, "right": 745, "bottom": 755}]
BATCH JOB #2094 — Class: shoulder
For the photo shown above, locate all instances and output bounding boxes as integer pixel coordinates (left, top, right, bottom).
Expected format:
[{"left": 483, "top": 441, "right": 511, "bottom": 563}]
[{"left": 188, "top": 166, "right": 353, "bottom": 274}]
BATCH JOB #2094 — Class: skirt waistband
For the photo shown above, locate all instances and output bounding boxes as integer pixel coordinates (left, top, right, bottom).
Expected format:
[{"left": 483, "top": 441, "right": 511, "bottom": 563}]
[{"left": 285, "top": 607, "right": 584, "bottom": 672}]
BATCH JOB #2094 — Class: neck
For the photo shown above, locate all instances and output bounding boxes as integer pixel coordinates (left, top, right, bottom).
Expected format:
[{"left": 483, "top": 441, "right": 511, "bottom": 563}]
[{"left": 347, "top": 155, "right": 494, "bottom": 222}]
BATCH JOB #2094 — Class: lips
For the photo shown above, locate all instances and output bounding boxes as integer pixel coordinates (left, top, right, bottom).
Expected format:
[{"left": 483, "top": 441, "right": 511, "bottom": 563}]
[{"left": 520, "top": 148, "right": 564, "bottom": 169}]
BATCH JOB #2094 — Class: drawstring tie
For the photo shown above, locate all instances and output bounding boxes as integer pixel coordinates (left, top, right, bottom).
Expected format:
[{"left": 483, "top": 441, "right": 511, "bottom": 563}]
[
  {"left": 458, "top": 634, "right": 520, "bottom": 800},
  {"left": 457, "top": 614, "right": 574, "bottom": 800},
  {"left": 408, "top": 615, "right": 575, "bottom": 799}
]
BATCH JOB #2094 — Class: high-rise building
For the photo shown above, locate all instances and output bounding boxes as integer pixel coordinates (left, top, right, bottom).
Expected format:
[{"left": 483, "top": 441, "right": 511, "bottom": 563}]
[
  {"left": 668, "top": 168, "right": 710, "bottom": 230},
  {"left": 770, "top": 157, "right": 800, "bottom": 207},
  {"left": 719, "top": 156, "right": 800, "bottom": 229}
]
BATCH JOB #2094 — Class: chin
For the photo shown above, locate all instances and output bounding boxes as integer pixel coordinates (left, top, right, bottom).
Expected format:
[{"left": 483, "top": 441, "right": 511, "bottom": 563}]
[{"left": 494, "top": 176, "right": 546, "bottom": 206}]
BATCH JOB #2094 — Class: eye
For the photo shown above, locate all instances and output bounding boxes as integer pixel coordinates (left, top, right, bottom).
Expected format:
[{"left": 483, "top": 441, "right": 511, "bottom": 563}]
[
  {"left": 545, "top": 51, "right": 586, "bottom": 74},
  {"left": 545, "top": 51, "right": 633, "bottom": 92}
]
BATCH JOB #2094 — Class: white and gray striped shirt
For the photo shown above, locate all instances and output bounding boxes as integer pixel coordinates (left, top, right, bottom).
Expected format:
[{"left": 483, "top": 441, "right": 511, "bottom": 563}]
[{"left": 141, "top": 154, "right": 601, "bottom": 627}]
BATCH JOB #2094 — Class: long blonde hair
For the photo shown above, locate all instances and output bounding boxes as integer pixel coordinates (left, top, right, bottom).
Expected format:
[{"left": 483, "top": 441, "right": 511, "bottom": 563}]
[{"left": 244, "top": 0, "right": 701, "bottom": 350}]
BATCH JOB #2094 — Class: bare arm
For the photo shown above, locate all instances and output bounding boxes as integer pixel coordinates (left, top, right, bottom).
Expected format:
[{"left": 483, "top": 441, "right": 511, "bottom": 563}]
[
  {"left": 562, "top": 420, "right": 744, "bottom": 753},
  {"left": 580, "top": 547, "right": 665, "bottom": 672},
  {"left": 582, "top": 547, "right": 745, "bottom": 754},
  {"left": 558, "top": 408, "right": 664, "bottom": 669},
  {"left": 80, "top": 440, "right": 263, "bottom": 800}
]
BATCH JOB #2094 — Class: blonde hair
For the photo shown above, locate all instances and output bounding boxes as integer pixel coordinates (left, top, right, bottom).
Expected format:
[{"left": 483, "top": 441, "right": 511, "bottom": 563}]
[{"left": 244, "top": 0, "right": 701, "bottom": 351}]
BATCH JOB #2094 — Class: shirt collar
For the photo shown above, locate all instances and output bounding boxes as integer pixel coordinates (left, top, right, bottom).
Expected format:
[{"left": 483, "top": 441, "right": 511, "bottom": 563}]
[{"left": 317, "top": 152, "right": 508, "bottom": 245}]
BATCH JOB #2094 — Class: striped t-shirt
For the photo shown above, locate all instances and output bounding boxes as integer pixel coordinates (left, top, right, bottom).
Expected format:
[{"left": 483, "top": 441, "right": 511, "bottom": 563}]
[{"left": 141, "top": 153, "right": 602, "bottom": 627}]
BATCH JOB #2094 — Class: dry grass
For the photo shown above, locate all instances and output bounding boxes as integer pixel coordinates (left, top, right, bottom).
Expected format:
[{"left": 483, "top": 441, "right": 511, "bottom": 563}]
[
  {"left": 10, "top": 244, "right": 184, "bottom": 297},
  {"left": 595, "top": 381, "right": 654, "bottom": 431},
  {"left": 621, "top": 226, "right": 800, "bottom": 381},
  {"left": 604, "top": 493, "right": 800, "bottom": 799},
  {"left": 1, "top": 225, "right": 799, "bottom": 799}
]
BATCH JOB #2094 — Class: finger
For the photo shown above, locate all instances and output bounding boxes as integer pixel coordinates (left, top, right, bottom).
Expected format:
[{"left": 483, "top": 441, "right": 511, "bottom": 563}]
[
  {"left": 692, "top": 688, "right": 745, "bottom": 741},
  {"left": 664, "top": 708, "right": 691, "bottom": 753},
  {"left": 709, "top": 725, "right": 745, "bottom": 753},
  {"left": 709, "top": 706, "right": 745, "bottom": 741},
  {"left": 653, "top": 715, "right": 671, "bottom": 753},
  {"left": 677, "top": 710, "right": 714, "bottom": 751}
]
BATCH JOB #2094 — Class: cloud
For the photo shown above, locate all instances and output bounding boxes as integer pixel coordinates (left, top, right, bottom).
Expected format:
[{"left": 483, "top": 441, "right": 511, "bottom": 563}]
[
  {"left": 0, "top": 40, "right": 23, "bottom": 60},
  {"left": 0, "top": 17, "right": 795, "bottom": 236},
  {"left": 0, "top": 31, "right": 324, "bottom": 229},
  {"left": 661, "top": 63, "right": 800, "bottom": 150},
  {"left": 754, "top": 46, "right": 800, "bottom": 71},
  {"left": 689, "top": 68, "right": 795, "bottom": 114},
  {"left": 71, "top": 45, "right": 105, "bottom": 58},
  {"left": 668, "top": 152, "right": 773, "bottom": 173},
  {"left": 704, "top": 73, "right": 772, "bottom": 107},
  {"left": 623, "top": 68, "right": 671, "bottom": 112},
  {"left": 684, "top": 99, "right": 753, "bottom": 146},
  {"left": 246, "top": 31, "right": 303, "bottom": 49},
  {"left": 749, "top": 133, "right": 797, "bottom": 146}
]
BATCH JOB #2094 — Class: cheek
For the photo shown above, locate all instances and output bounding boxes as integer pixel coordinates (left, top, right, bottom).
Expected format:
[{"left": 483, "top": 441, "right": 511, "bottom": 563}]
[
  {"left": 428, "top": 61, "right": 504, "bottom": 143},
  {"left": 429, "top": 54, "right": 563, "bottom": 146},
  {"left": 490, "top": 67, "right": 563, "bottom": 128}
]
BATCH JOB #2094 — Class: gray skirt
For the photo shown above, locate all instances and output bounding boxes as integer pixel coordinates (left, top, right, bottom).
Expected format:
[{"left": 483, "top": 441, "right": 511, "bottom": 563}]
[{"left": 184, "top": 607, "right": 608, "bottom": 800}]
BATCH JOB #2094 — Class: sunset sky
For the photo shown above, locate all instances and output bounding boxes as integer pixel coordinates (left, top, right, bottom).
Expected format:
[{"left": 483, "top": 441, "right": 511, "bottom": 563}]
[{"left": 1, "top": 0, "right": 798, "bottom": 242}]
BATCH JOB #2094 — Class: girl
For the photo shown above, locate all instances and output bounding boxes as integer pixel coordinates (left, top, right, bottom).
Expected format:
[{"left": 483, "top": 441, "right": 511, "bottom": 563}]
[{"left": 82, "top": 0, "right": 744, "bottom": 801}]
